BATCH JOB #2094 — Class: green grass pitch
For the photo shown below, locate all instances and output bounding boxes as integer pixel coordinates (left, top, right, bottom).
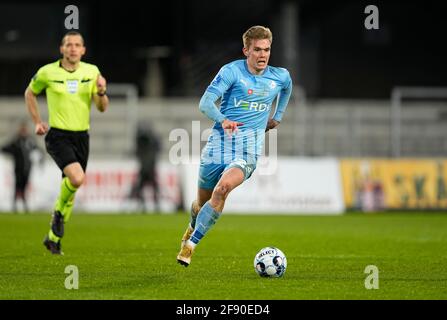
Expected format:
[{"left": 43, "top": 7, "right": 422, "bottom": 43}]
[{"left": 0, "top": 212, "right": 446, "bottom": 300}]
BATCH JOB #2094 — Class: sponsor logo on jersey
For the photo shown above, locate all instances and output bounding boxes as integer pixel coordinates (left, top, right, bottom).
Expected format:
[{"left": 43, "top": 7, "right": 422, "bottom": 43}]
[{"left": 234, "top": 98, "right": 271, "bottom": 112}]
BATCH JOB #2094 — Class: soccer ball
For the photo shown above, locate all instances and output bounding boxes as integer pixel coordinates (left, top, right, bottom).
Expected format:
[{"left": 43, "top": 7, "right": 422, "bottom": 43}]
[{"left": 253, "top": 247, "right": 287, "bottom": 278}]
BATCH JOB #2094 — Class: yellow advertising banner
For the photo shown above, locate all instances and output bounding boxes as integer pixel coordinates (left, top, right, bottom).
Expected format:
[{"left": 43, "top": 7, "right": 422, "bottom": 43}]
[{"left": 340, "top": 159, "right": 447, "bottom": 210}]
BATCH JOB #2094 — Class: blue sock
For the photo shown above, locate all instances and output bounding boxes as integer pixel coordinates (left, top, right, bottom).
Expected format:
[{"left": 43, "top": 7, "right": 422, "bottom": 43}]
[{"left": 189, "top": 202, "right": 220, "bottom": 245}]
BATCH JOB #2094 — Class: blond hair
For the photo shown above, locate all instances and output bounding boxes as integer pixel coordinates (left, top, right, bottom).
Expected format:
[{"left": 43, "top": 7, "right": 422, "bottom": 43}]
[{"left": 242, "top": 26, "right": 272, "bottom": 48}]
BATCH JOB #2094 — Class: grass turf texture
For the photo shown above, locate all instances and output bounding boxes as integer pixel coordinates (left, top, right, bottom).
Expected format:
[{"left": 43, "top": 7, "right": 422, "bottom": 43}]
[{"left": 0, "top": 212, "right": 446, "bottom": 300}]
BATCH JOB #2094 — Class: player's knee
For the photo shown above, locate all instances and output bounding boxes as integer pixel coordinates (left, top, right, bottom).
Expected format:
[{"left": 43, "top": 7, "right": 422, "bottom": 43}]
[
  {"left": 69, "top": 174, "right": 85, "bottom": 188},
  {"left": 213, "top": 183, "right": 231, "bottom": 200}
]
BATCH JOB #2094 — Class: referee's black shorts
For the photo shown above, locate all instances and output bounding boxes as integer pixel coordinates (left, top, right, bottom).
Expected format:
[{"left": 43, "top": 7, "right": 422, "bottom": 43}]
[{"left": 45, "top": 127, "right": 89, "bottom": 173}]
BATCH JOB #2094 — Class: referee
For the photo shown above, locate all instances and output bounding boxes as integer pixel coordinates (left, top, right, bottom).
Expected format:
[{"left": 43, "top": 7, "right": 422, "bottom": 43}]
[{"left": 24, "top": 31, "right": 109, "bottom": 255}]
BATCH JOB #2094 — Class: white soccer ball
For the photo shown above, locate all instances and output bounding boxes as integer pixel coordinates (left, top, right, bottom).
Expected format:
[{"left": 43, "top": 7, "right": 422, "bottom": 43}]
[{"left": 253, "top": 247, "right": 287, "bottom": 278}]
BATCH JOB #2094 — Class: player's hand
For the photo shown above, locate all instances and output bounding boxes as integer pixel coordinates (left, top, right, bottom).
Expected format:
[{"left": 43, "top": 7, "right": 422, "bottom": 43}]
[
  {"left": 221, "top": 119, "right": 243, "bottom": 136},
  {"left": 35, "top": 122, "right": 48, "bottom": 135},
  {"left": 97, "top": 75, "right": 107, "bottom": 95},
  {"left": 265, "top": 119, "right": 280, "bottom": 132}
]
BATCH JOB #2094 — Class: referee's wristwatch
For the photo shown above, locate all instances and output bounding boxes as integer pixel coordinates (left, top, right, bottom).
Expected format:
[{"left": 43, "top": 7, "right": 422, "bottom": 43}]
[{"left": 97, "top": 90, "right": 107, "bottom": 96}]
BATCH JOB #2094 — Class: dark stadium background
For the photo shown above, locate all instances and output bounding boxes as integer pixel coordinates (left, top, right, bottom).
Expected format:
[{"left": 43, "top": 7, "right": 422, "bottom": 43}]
[{"left": 1, "top": 0, "right": 446, "bottom": 98}]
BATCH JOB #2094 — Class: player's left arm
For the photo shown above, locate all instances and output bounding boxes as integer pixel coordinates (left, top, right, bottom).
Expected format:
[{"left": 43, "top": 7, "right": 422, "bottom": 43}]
[
  {"left": 266, "top": 74, "right": 293, "bottom": 132},
  {"left": 93, "top": 74, "right": 109, "bottom": 112}
]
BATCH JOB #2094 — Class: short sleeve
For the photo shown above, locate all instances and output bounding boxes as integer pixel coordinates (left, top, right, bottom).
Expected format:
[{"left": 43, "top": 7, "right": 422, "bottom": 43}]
[
  {"left": 92, "top": 65, "right": 101, "bottom": 94},
  {"left": 28, "top": 67, "right": 48, "bottom": 94}
]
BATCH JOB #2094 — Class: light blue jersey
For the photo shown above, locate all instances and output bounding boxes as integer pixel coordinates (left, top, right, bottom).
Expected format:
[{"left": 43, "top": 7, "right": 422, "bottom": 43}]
[
  {"left": 202, "top": 59, "right": 292, "bottom": 161},
  {"left": 197, "top": 59, "right": 292, "bottom": 189}
]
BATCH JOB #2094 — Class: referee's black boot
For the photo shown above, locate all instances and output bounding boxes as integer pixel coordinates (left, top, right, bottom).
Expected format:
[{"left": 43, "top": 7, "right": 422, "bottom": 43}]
[
  {"left": 50, "top": 211, "right": 64, "bottom": 238},
  {"left": 43, "top": 235, "right": 63, "bottom": 255}
]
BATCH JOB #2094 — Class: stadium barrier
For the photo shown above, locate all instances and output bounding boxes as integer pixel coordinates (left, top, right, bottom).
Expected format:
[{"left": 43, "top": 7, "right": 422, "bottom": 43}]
[
  {"left": 2, "top": 155, "right": 447, "bottom": 213},
  {"left": 341, "top": 158, "right": 447, "bottom": 211},
  {"left": 181, "top": 157, "right": 345, "bottom": 214},
  {"left": 0, "top": 156, "right": 344, "bottom": 214},
  {"left": 0, "top": 157, "right": 182, "bottom": 213}
]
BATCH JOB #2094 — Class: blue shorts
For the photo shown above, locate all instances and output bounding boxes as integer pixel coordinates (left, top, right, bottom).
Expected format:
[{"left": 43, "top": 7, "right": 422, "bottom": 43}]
[{"left": 198, "top": 156, "right": 257, "bottom": 190}]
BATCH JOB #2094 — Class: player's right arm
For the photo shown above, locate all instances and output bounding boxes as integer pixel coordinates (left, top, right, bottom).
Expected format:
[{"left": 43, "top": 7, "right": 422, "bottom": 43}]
[
  {"left": 199, "top": 91, "right": 243, "bottom": 135},
  {"left": 24, "top": 69, "right": 49, "bottom": 135},
  {"left": 199, "top": 66, "right": 243, "bottom": 135}
]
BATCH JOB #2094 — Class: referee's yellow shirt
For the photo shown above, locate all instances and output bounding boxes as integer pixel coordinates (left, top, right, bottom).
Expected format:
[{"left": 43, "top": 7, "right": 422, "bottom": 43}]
[{"left": 29, "top": 60, "right": 101, "bottom": 131}]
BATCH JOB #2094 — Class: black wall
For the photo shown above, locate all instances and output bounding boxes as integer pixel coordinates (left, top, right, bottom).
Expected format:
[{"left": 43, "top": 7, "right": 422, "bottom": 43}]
[{"left": 0, "top": 0, "right": 446, "bottom": 98}]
